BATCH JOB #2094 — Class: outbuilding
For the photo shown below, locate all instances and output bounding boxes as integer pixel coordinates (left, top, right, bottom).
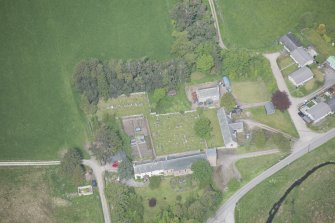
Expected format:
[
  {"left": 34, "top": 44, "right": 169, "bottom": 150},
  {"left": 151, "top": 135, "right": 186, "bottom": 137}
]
[
  {"left": 196, "top": 86, "right": 220, "bottom": 103},
  {"left": 264, "top": 101, "right": 275, "bottom": 115},
  {"left": 327, "top": 56, "right": 335, "bottom": 70}
]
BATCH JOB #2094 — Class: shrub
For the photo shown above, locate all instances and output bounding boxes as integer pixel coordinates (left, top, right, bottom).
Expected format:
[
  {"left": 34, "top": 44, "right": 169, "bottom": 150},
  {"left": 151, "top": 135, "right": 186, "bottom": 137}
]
[{"left": 149, "top": 198, "right": 157, "bottom": 207}]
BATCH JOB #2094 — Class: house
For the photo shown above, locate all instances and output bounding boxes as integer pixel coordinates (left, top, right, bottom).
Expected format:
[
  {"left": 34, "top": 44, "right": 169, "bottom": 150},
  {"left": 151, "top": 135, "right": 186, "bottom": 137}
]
[
  {"left": 327, "top": 97, "right": 335, "bottom": 112},
  {"left": 305, "top": 102, "right": 332, "bottom": 123},
  {"left": 133, "top": 152, "right": 210, "bottom": 179},
  {"left": 288, "top": 66, "right": 314, "bottom": 87},
  {"left": 217, "top": 108, "right": 244, "bottom": 148},
  {"left": 327, "top": 56, "right": 335, "bottom": 70},
  {"left": 264, "top": 101, "right": 275, "bottom": 115},
  {"left": 290, "top": 47, "right": 314, "bottom": 67},
  {"left": 279, "top": 32, "right": 302, "bottom": 52},
  {"left": 196, "top": 86, "right": 220, "bottom": 103}
]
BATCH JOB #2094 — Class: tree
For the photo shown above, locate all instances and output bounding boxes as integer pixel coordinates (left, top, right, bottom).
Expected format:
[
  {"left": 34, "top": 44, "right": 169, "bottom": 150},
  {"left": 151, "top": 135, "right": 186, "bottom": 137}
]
[
  {"left": 118, "top": 156, "right": 134, "bottom": 180},
  {"left": 60, "top": 148, "right": 84, "bottom": 185},
  {"left": 106, "top": 183, "right": 143, "bottom": 223},
  {"left": 194, "top": 117, "right": 212, "bottom": 140},
  {"left": 191, "top": 160, "right": 213, "bottom": 188},
  {"left": 149, "top": 176, "right": 162, "bottom": 189},
  {"left": 271, "top": 90, "right": 291, "bottom": 111},
  {"left": 196, "top": 54, "right": 214, "bottom": 73},
  {"left": 152, "top": 88, "right": 167, "bottom": 105},
  {"left": 220, "top": 93, "right": 236, "bottom": 112}
]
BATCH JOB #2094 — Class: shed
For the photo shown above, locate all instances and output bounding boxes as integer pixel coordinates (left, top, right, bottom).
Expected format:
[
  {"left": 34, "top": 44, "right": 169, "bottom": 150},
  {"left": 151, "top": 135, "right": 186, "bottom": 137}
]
[
  {"left": 168, "top": 89, "right": 177, "bottom": 96},
  {"left": 264, "top": 101, "right": 275, "bottom": 115},
  {"left": 327, "top": 97, "right": 335, "bottom": 112},
  {"left": 288, "top": 66, "right": 314, "bottom": 87},
  {"left": 327, "top": 56, "right": 335, "bottom": 70},
  {"left": 290, "top": 47, "right": 314, "bottom": 67},
  {"left": 279, "top": 32, "right": 302, "bottom": 52}
]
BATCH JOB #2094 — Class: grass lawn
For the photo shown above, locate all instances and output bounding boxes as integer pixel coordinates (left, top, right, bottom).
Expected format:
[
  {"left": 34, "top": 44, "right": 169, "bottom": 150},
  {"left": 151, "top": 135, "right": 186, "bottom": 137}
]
[
  {"left": 216, "top": 0, "right": 335, "bottom": 49},
  {"left": 222, "top": 153, "right": 284, "bottom": 203},
  {"left": 301, "top": 28, "right": 335, "bottom": 59},
  {"left": 277, "top": 56, "right": 325, "bottom": 97},
  {"left": 135, "top": 176, "right": 203, "bottom": 223},
  {"left": 231, "top": 81, "right": 270, "bottom": 103},
  {"left": 0, "top": 167, "right": 103, "bottom": 223},
  {"left": 190, "top": 72, "right": 221, "bottom": 85},
  {"left": 0, "top": 0, "right": 174, "bottom": 160},
  {"left": 235, "top": 138, "right": 335, "bottom": 223},
  {"left": 149, "top": 84, "right": 192, "bottom": 114},
  {"left": 97, "top": 93, "right": 150, "bottom": 118},
  {"left": 203, "top": 109, "right": 224, "bottom": 147},
  {"left": 246, "top": 107, "right": 299, "bottom": 137},
  {"left": 148, "top": 112, "right": 206, "bottom": 155},
  {"left": 309, "top": 114, "right": 335, "bottom": 132},
  {"left": 148, "top": 110, "right": 223, "bottom": 156}
]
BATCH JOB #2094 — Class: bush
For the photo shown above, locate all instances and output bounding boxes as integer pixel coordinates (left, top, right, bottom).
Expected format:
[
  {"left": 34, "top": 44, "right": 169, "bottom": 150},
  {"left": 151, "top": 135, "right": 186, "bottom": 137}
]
[
  {"left": 191, "top": 160, "right": 213, "bottom": 188},
  {"left": 149, "top": 176, "right": 162, "bottom": 189},
  {"left": 149, "top": 198, "right": 157, "bottom": 207},
  {"left": 220, "top": 93, "right": 236, "bottom": 112},
  {"left": 194, "top": 117, "right": 212, "bottom": 140}
]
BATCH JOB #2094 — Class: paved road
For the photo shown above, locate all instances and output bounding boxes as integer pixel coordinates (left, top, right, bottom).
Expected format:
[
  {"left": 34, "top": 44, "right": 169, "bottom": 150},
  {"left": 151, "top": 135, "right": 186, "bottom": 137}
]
[
  {"left": 208, "top": 0, "right": 226, "bottom": 49},
  {"left": 208, "top": 128, "right": 335, "bottom": 223},
  {"left": 241, "top": 119, "right": 296, "bottom": 140},
  {"left": 0, "top": 159, "right": 111, "bottom": 223}
]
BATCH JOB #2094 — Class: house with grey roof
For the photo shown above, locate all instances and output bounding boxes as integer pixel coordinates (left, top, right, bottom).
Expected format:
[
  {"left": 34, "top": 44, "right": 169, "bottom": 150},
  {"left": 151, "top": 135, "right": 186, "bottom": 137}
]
[
  {"left": 288, "top": 66, "right": 314, "bottom": 87},
  {"left": 305, "top": 102, "right": 332, "bottom": 123},
  {"left": 196, "top": 85, "right": 220, "bottom": 103},
  {"left": 217, "top": 108, "right": 243, "bottom": 148},
  {"left": 279, "top": 33, "right": 302, "bottom": 52},
  {"left": 133, "top": 150, "right": 215, "bottom": 179},
  {"left": 264, "top": 101, "right": 275, "bottom": 115},
  {"left": 290, "top": 47, "right": 314, "bottom": 67}
]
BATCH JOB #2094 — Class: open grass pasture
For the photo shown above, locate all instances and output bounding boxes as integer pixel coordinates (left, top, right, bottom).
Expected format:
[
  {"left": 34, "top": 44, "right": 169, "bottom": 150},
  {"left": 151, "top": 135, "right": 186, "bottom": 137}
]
[
  {"left": 235, "top": 138, "right": 335, "bottom": 223},
  {"left": 246, "top": 107, "right": 299, "bottom": 137},
  {"left": 216, "top": 0, "right": 335, "bottom": 49},
  {"left": 0, "top": 0, "right": 174, "bottom": 159},
  {"left": 231, "top": 81, "right": 270, "bottom": 103},
  {"left": 0, "top": 167, "right": 103, "bottom": 223},
  {"left": 97, "top": 93, "right": 150, "bottom": 118}
]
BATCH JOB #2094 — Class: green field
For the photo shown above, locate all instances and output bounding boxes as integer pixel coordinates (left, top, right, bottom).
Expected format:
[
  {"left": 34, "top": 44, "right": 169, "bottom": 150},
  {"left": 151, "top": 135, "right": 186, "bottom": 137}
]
[
  {"left": 235, "top": 138, "right": 335, "bottom": 223},
  {"left": 232, "top": 81, "right": 270, "bottom": 103},
  {"left": 0, "top": 0, "right": 174, "bottom": 160},
  {"left": 0, "top": 167, "right": 103, "bottom": 223},
  {"left": 246, "top": 107, "right": 299, "bottom": 137},
  {"left": 216, "top": 0, "right": 335, "bottom": 49}
]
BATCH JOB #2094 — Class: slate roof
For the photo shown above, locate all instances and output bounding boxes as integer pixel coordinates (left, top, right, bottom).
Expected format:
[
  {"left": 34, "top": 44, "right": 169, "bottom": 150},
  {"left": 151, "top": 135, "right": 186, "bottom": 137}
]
[
  {"left": 306, "top": 102, "right": 331, "bottom": 121},
  {"left": 291, "top": 47, "right": 314, "bottom": 67},
  {"left": 279, "top": 33, "right": 302, "bottom": 52},
  {"left": 288, "top": 66, "right": 314, "bottom": 86},
  {"left": 197, "top": 86, "right": 220, "bottom": 101},
  {"left": 133, "top": 153, "right": 206, "bottom": 175},
  {"left": 327, "top": 97, "right": 335, "bottom": 112},
  {"left": 264, "top": 101, "right": 275, "bottom": 115},
  {"left": 217, "top": 108, "right": 243, "bottom": 147}
]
